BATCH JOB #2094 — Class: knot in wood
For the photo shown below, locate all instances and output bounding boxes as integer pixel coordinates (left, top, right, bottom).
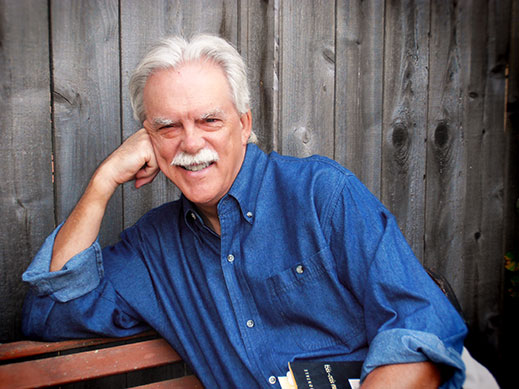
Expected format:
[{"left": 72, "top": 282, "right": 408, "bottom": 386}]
[
  {"left": 434, "top": 122, "right": 450, "bottom": 148},
  {"left": 293, "top": 126, "right": 311, "bottom": 145},
  {"left": 391, "top": 123, "right": 409, "bottom": 149}
]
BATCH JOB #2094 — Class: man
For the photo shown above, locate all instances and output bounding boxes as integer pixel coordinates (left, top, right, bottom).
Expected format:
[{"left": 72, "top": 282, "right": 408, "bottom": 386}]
[{"left": 22, "top": 34, "right": 466, "bottom": 388}]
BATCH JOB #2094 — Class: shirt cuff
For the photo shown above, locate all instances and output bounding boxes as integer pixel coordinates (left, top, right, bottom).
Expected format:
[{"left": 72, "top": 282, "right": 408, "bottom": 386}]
[
  {"left": 362, "top": 329, "right": 465, "bottom": 388},
  {"left": 22, "top": 222, "right": 104, "bottom": 302}
]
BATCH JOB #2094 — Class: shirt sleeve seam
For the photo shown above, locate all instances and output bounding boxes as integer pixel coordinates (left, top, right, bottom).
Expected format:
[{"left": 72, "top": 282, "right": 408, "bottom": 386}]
[{"left": 321, "top": 174, "right": 347, "bottom": 244}]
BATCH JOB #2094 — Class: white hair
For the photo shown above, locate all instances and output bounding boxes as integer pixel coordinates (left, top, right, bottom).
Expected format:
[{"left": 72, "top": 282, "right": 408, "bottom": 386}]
[{"left": 129, "top": 34, "right": 257, "bottom": 143}]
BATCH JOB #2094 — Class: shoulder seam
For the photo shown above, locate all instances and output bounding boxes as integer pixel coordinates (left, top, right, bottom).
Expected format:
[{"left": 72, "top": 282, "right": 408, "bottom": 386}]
[{"left": 321, "top": 174, "right": 348, "bottom": 242}]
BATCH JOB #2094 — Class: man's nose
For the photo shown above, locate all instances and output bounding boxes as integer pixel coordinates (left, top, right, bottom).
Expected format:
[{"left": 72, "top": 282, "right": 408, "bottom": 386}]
[{"left": 180, "top": 123, "right": 205, "bottom": 154}]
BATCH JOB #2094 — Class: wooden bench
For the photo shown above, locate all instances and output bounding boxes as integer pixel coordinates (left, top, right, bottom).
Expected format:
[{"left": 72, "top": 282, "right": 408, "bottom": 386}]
[{"left": 0, "top": 331, "right": 203, "bottom": 388}]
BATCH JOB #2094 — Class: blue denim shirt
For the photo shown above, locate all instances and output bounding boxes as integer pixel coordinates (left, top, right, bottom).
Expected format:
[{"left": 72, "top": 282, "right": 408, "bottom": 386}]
[{"left": 22, "top": 144, "right": 466, "bottom": 388}]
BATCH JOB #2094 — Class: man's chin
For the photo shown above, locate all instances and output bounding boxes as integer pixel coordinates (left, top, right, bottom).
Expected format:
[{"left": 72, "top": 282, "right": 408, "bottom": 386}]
[{"left": 180, "top": 188, "right": 218, "bottom": 209}]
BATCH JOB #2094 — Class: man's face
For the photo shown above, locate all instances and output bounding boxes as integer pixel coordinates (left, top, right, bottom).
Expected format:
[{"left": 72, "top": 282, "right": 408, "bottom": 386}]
[{"left": 142, "top": 61, "right": 252, "bottom": 214}]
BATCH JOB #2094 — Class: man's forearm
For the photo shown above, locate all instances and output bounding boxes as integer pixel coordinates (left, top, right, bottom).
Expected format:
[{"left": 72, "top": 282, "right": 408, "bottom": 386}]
[
  {"left": 50, "top": 170, "right": 116, "bottom": 272},
  {"left": 49, "top": 129, "right": 159, "bottom": 272},
  {"left": 361, "top": 361, "right": 441, "bottom": 388}
]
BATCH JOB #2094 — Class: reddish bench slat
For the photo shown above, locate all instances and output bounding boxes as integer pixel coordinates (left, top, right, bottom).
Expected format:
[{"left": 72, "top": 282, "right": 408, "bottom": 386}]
[
  {"left": 131, "top": 375, "right": 203, "bottom": 388},
  {"left": 0, "top": 338, "right": 183, "bottom": 388}
]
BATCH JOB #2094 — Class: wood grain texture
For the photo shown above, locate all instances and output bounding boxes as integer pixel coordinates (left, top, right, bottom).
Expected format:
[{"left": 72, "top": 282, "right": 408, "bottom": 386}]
[
  {"left": 0, "top": 0, "right": 54, "bottom": 342},
  {"left": 381, "top": 0, "right": 429, "bottom": 260},
  {"left": 120, "top": 0, "right": 237, "bottom": 228},
  {"left": 239, "top": 0, "right": 279, "bottom": 153},
  {"left": 335, "top": 0, "right": 385, "bottom": 197},
  {"left": 132, "top": 375, "right": 203, "bottom": 389},
  {"left": 461, "top": 0, "right": 510, "bottom": 370},
  {"left": 502, "top": 2, "right": 519, "bottom": 386},
  {"left": 426, "top": 0, "right": 511, "bottom": 374},
  {"left": 51, "top": 0, "right": 122, "bottom": 247},
  {"left": 425, "top": 0, "right": 466, "bottom": 304},
  {"left": 279, "top": 0, "right": 336, "bottom": 158}
]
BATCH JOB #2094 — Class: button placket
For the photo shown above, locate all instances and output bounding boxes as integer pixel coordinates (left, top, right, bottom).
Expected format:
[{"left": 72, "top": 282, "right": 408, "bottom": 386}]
[{"left": 219, "top": 201, "right": 267, "bottom": 380}]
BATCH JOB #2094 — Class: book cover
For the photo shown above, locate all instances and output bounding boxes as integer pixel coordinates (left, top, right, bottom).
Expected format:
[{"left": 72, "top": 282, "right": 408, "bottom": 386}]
[{"left": 287, "top": 360, "right": 362, "bottom": 389}]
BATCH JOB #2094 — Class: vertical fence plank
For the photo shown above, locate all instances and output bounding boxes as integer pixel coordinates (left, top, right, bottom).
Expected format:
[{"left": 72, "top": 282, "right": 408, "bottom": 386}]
[
  {"left": 51, "top": 0, "right": 121, "bottom": 247},
  {"left": 381, "top": 0, "right": 429, "bottom": 260},
  {"left": 427, "top": 0, "right": 511, "bottom": 376},
  {"left": 462, "top": 0, "right": 510, "bottom": 372},
  {"left": 120, "top": 0, "right": 238, "bottom": 228},
  {"left": 502, "top": 1, "right": 519, "bottom": 386},
  {"left": 335, "top": 0, "right": 385, "bottom": 197},
  {"left": 0, "top": 0, "right": 53, "bottom": 342},
  {"left": 476, "top": 1, "right": 511, "bottom": 369},
  {"left": 239, "top": 0, "right": 279, "bottom": 153},
  {"left": 425, "top": 0, "right": 466, "bottom": 304},
  {"left": 279, "top": 0, "right": 335, "bottom": 158},
  {"left": 453, "top": 1, "right": 490, "bottom": 328}
]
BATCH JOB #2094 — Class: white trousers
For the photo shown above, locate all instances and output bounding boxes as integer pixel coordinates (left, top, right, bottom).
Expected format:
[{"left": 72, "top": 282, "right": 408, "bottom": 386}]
[{"left": 462, "top": 347, "right": 500, "bottom": 389}]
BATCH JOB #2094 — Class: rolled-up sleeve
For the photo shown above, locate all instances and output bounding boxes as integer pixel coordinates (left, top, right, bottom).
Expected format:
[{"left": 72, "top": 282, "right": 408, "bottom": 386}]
[
  {"left": 363, "top": 329, "right": 465, "bottom": 388},
  {"left": 21, "top": 223, "right": 149, "bottom": 341},
  {"left": 22, "top": 223, "right": 104, "bottom": 302}
]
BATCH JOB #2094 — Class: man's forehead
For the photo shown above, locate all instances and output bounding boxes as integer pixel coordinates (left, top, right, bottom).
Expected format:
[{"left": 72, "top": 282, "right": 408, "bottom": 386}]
[{"left": 142, "top": 62, "right": 237, "bottom": 123}]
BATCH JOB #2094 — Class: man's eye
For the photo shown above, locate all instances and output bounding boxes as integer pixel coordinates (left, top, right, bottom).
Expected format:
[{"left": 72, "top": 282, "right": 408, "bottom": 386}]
[
  {"left": 199, "top": 118, "right": 221, "bottom": 129},
  {"left": 157, "top": 124, "right": 181, "bottom": 138},
  {"left": 160, "top": 123, "right": 180, "bottom": 130}
]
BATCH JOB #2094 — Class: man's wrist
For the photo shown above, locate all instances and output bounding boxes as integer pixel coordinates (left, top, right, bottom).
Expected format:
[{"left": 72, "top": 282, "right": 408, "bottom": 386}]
[
  {"left": 361, "top": 362, "right": 441, "bottom": 388},
  {"left": 88, "top": 165, "right": 119, "bottom": 203}
]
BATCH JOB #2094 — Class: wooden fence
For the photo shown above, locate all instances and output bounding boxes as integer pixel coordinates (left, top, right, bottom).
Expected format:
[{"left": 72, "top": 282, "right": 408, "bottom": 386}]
[{"left": 1, "top": 0, "right": 517, "bottom": 383}]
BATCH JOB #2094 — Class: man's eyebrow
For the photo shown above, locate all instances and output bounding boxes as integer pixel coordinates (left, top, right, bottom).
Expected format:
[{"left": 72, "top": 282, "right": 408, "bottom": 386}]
[
  {"left": 200, "top": 109, "right": 225, "bottom": 119},
  {"left": 152, "top": 117, "right": 176, "bottom": 127}
]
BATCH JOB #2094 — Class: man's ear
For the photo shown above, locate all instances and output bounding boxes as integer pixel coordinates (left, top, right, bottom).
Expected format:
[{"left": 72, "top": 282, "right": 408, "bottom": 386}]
[
  {"left": 142, "top": 120, "right": 158, "bottom": 143},
  {"left": 240, "top": 110, "right": 252, "bottom": 144},
  {"left": 143, "top": 119, "right": 152, "bottom": 133}
]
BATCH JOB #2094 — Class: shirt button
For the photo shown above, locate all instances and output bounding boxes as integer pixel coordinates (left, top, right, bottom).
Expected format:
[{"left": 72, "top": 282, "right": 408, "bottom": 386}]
[
  {"left": 246, "top": 319, "right": 255, "bottom": 328},
  {"left": 268, "top": 376, "right": 277, "bottom": 385},
  {"left": 189, "top": 212, "right": 196, "bottom": 221},
  {"left": 227, "top": 254, "right": 235, "bottom": 263},
  {"left": 246, "top": 211, "right": 253, "bottom": 218},
  {"left": 296, "top": 265, "right": 304, "bottom": 274}
]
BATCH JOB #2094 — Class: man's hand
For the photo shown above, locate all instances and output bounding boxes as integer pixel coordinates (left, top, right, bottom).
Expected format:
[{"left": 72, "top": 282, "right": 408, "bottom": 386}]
[
  {"left": 361, "top": 361, "right": 442, "bottom": 388},
  {"left": 94, "top": 128, "right": 159, "bottom": 194},
  {"left": 50, "top": 129, "right": 159, "bottom": 271}
]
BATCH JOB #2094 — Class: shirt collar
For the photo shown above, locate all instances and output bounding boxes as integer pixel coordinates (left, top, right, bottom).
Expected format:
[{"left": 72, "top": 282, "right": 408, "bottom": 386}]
[
  {"left": 181, "top": 195, "right": 200, "bottom": 231},
  {"left": 225, "top": 144, "right": 267, "bottom": 223},
  {"left": 181, "top": 144, "right": 267, "bottom": 226}
]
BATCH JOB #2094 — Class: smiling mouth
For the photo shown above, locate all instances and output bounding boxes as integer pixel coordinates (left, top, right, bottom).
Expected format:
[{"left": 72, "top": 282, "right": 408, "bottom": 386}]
[{"left": 181, "top": 161, "right": 215, "bottom": 172}]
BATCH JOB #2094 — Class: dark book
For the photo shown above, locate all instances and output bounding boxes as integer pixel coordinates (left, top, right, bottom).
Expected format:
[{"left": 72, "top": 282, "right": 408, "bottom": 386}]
[{"left": 288, "top": 360, "right": 363, "bottom": 389}]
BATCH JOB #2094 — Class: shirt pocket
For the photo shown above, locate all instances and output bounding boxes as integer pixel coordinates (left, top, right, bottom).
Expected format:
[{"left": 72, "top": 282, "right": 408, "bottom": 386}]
[{"left": 266, "top": 246, "right": 364, "bottom": 352}]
